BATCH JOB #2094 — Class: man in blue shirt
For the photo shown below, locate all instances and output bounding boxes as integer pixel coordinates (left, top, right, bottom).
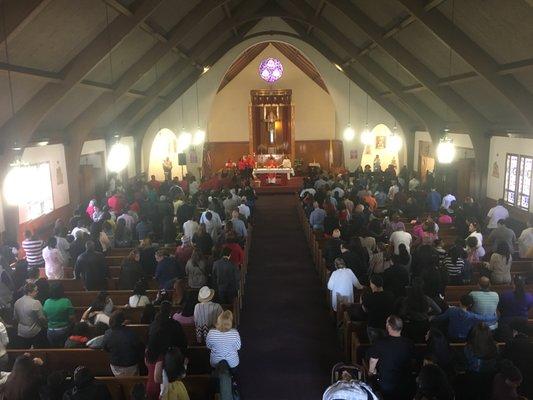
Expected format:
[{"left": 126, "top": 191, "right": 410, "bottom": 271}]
[
  {"left": 154, "top": 249, "right": 179, "bottom": 289},
  {"left": 432, "top": 294, "right": 497, "bottom": 341},
  {"left": 230, "top": 210, "right": 247, "bottom": 239},
  {"left": 470, "top": 276, "right": 500, "bottom": 330},
  {"left": 309, "top": 201, "right": 327, "bottom": 230},
  {"left": 426, "top": 188, "right": 442, "bottom": 213}
]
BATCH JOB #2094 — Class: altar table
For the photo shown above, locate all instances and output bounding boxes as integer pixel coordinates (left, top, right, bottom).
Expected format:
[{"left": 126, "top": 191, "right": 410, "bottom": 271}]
[{"left": 253, "top": 167, "right": 295, "bottom": 180}]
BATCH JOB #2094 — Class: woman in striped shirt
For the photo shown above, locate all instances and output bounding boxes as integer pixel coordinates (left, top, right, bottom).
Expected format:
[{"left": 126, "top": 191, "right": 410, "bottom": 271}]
[
  {"left": 443, "top": 245, "right": 467, "bottom": 285},
  {"left": 206, "top": 310, "right": 241, "bottom": 370},
  {"left": 21, "top": 230, "right": 44, "bottom": 268}
]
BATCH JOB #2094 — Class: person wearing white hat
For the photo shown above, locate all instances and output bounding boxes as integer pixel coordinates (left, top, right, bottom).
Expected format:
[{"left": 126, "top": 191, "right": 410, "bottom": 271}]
[
  {"left": 237, "top": 197, "right": 251, "bottom": 220},
  {"left": 194, "top": 286, "right": 223, "bottom": 343}
]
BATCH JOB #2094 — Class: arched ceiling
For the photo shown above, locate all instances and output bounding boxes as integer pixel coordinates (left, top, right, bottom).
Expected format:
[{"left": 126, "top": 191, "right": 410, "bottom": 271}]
[{"left": 1, "top": 0, "right": 533, "bottom": 158}]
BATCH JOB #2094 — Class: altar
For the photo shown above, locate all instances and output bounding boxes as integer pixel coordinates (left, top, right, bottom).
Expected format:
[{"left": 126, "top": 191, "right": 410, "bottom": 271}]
[{"left": 253, "top": 167, "right": 294, "bottom": 180}]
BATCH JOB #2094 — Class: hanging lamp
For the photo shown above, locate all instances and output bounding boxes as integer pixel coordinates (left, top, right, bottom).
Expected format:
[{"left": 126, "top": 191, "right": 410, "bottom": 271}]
[{"left": 343, "top": 79, "right": 355, "bottom": 141}]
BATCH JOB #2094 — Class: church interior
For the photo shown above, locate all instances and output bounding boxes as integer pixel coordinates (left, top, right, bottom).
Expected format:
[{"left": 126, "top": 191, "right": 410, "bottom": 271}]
[{"left": 0, "top": 0, "right": 533, "bottom": 399}]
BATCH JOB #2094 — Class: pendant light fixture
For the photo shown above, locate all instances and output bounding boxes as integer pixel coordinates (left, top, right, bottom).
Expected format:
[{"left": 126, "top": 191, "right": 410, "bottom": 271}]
[
  {"left": 2, "top": 4, "right": 30, "bottom": 205},
  {"left": 360, "top": 69, "right": 374, "bottom": 145},
  {"left": 104, "top": 3, "right": 129, "bottom": 173},
  {"left": 438, "top": 0, "right": 456, "bottom": 164},
  {"left": 437, "top": 128, "right": 455, "bottom": 164},
  {"left": 178, "top": 97, "right": 191, "bottom": 152},
  {"left": 387, "top": 31, "right": 403, "bottom": 153},
  {"left": 343, "top": 78, "right": 355, "bottom": 141},
  {"left": 193, "top": 82, "right": 205, "bottom": 146},
  {"left": 388, "top": 124, "right": 403, "bottom": 153}
]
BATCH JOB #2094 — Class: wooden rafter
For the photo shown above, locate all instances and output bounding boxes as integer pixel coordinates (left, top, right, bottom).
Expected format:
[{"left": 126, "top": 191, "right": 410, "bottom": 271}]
[
  {"left": 62, "top": 0, "right": 228, "bottom": 145},
  {"left": 0, "top": 0, "right": 164, "bottom": 155},
  {"left": 325, "top": 0, "right": 490, "bottom": 134},
  {"left": 397, "top": 0, "right": 533, "bottom": 130},
  {"left": 0, "top": 0, "right": 53, "bottom": 45}
]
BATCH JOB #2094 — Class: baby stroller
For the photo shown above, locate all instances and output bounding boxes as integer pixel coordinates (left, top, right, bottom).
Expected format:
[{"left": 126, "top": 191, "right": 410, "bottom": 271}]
[{"left": 324, "top": 363, "right": 378, "bottom": 400}]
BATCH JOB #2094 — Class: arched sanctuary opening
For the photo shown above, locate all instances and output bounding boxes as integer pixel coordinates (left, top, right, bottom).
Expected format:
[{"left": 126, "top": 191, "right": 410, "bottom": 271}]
[{"left": 205, "top": 41, "right": 340, "bottom": 173}]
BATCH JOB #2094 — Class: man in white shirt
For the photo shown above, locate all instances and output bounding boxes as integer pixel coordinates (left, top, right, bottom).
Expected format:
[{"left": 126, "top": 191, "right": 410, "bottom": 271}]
[
  {"left": 300, "top": 187, "right": 316, "bottom": 198},
  {"left": 518, "top": 216, "right": 533, "bottom": 258},
  {"left": 183, "top": 217, "right": 199, "bottom": 239},
  {"left": 389, "top": 226, "right": 412, "bottom": 254},
  {"left": 237, "top": 198, "right": 250, "bottom": 220},
  {"left": 408, "top": 176, "right": 420, "bottom": 192},
  {"left": 332, "top": 186, "right": 345, "bottom": 199},
  {"left": 189, "top": 179, "right": 199, "bottom": 196},
  {"left": 200, "top": 208, "right": 222, "bottom": 227},
  {"left": 117, "top": 211, "right": 135, "bottom": 231},
  {"left": 441, "top": 193, "right": 456, "bottom": 210},
  {"left": 387, "top": 182, "right": 399, "bottom": 201},
  {"left": 486, "top": 199, "right": 509, "bottom": 230}
]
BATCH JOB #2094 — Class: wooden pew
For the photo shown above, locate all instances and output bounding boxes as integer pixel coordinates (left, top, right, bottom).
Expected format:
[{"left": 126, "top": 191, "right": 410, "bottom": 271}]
[
  {"left": 84, "top": 323, "right": 197, "bottom": 345},
  {"left": 445, "top": 284, "right": 533, "bottom": 302},
  {"left": 72, "top": 301, "right": 237, "bottom": 325},
  {"left": 6, "top": 346, "right": 211, "bottom": 375},
  {"left": 96, "top": 375, "right": 213, "bottom": 400},
  {"left": 65, "top": 290, "right": 159, "bottom": 307},
  {"left": 41, "top": 266, "right": 122, "bottom": 279},
  {"left": 48, "top": 278, "right": 158, "bottom": 291},
  {"left": 351, "top": 333, "right": 508, "bottom": 365}
]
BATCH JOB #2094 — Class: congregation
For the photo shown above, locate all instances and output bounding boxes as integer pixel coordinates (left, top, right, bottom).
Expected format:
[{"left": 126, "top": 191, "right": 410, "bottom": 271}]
[
  {"left": 301, "top": 165, "right": 533, "bottom": 400},
  {"left": 0, "top": 171, "right": 255, "bottom": 400}
]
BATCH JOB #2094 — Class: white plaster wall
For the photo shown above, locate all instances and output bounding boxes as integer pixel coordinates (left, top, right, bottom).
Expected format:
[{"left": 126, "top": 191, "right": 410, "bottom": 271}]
[
  {"left": 19, "top": 144, "right": 69, "bottom": 223},
  {"left": 486, "top": 136, "right": 533, "bottom": 211},
  {"left": 413, "top": 131, "right": 474, "bottom": 172},
  {"left": 0, "top": 195, "right": 5, "bottom": 233},
  {"left": 81, "top": 139, "right": 106, "bottom": 155},
  {"left": 81, "top": 137, "right": 135, "bottom": 179},
  {"left": 141, "top": 32, "right": 406, "bottom": 174},
  {"left": 208, "top": 44, "right": 335, "bottom": 142}
]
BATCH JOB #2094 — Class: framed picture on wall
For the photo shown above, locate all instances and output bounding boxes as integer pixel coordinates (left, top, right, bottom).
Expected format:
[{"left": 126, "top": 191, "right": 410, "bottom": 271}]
[{"left": 376, "top": 136, "right": 386, "bottom": 149}]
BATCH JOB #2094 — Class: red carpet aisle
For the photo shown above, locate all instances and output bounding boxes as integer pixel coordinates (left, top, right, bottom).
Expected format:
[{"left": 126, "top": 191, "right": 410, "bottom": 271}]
[{"left": 238, "top": 194, "right": 342, "bottom": 399}]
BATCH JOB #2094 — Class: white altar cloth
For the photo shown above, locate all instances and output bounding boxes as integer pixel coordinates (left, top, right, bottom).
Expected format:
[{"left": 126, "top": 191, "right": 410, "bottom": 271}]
[{"left": 253, "top": 167, "right": 295, "bottom": 180}]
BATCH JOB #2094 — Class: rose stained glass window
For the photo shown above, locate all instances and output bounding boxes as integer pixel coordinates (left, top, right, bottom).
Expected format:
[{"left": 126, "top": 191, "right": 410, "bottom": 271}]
[{"left": 259, "top": 58, "right": 283, "bottom": 83}]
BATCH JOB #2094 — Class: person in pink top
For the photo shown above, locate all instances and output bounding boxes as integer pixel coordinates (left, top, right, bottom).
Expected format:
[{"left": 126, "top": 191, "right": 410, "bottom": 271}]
[
  {"left": 172, "top": 293, "right": 196, "bottom": 325},
  {"left": 411, "top": 217, "right": 425, "bottom": 239},
  {"left": 107, "top": 192, "right": 124, "bottom": 214},
  {"left": 438, "top": 208, "right": 453, "bottom": 225}
]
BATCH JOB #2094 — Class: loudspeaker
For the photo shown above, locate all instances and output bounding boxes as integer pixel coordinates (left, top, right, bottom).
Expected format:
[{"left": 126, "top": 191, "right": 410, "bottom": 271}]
[{"left": 178, "top": 153, "right": 187, "bottom": 166}]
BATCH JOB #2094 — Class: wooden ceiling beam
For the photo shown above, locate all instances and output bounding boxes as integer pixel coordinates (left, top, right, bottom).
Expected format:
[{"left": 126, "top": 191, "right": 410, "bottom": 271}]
[
  {"left": 62, "top": 0, "right": 227, "bottom": 145},
  {"left": 281, "top": 17, "right": 419, "bottom": 133},
  {"left": 108, "top": 58, "right": 193, "bottom": 133},
  {"left": 222, "top": 3, "right": 238, "bottom": 36},
  {"left": 326, "top": 0, "right": 490, "bottom": 133},
  {"left": 0, "top": 0, "right": 53, "bottom": 45},
  {"left": 0, "top": 0, "right": 164, "bottom": 156},
  {"left": 306, "top": 0, "right": 326, "bottom": 34},
  {"left": 397, "top": 0, "right": 533, "bottom": 129},
  {"left": 131, "top": 22, "right": 259, "bottom": 138},
  {"left": 337, "top": 0, "right": 445, "bottom": 61},
  {"left": 282, "top": 1, "right": 436, "bottom": 132},
  {"left": 186, "top": 0, "right": 268, "bottom": 62}
]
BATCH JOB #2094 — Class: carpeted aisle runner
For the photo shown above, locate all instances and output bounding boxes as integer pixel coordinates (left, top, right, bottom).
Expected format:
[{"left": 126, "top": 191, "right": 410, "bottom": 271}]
[{"left": 238, "top": 194, "right": 342, "bottom": 400}]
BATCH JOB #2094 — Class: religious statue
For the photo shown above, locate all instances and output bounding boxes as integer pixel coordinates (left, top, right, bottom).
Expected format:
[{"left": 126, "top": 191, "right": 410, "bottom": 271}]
[
  {"left": 163, "top": 157, "right": 173, "bottom": 181},
  {"left": 373, "top": 155, "right": 381, "bottom": 172}
]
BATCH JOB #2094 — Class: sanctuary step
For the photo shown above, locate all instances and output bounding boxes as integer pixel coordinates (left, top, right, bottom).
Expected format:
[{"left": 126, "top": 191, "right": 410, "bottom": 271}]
[{"left": 254, "top": 176, "right": 303, "bottom": 195}]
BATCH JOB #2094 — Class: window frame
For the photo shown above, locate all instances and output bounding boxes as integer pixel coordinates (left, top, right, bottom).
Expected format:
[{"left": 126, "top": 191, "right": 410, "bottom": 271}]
[
  {"left": 503, "top": 153, "right": 532, "bottom": 211},
  {"left": 24, "top": 162, "right": 54, "bottom": 220}
]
